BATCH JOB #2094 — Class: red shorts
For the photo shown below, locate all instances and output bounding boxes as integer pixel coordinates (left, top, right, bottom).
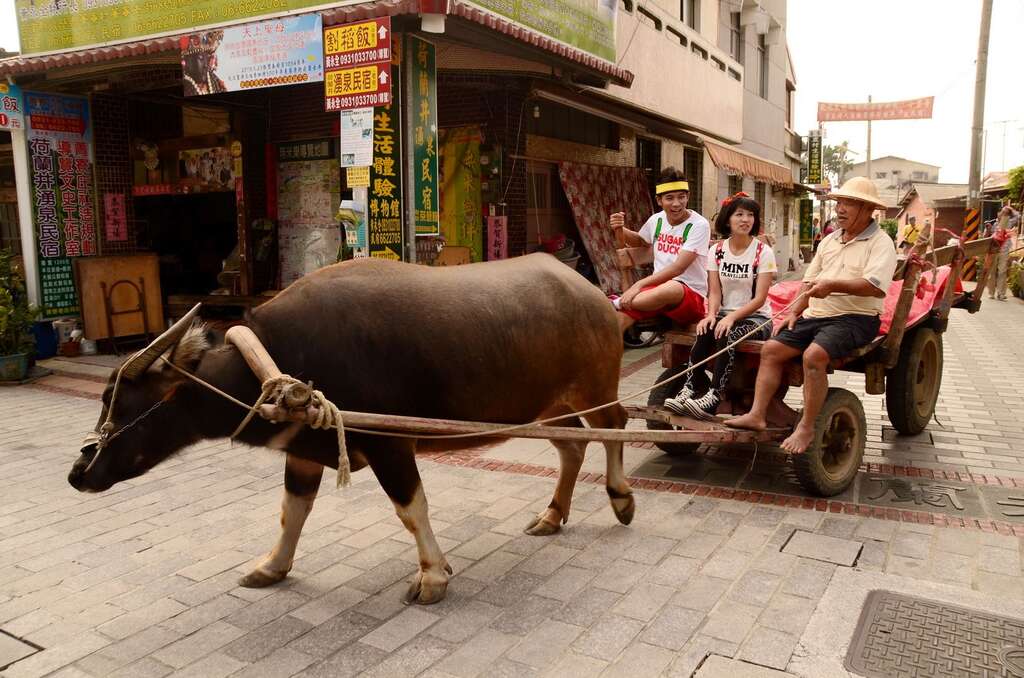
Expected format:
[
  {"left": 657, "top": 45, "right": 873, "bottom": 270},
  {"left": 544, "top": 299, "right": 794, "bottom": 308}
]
[{"left": 618, "top": 282, "right": 706, "bottom": 325}]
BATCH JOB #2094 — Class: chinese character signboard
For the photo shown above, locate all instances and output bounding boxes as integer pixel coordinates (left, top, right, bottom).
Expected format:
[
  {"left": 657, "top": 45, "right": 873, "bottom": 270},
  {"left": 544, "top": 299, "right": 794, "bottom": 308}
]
[
  {"left": 0, "top": 83, "right": 25, "bottom": 131},
  {"left": 409, "top": 36, "right": 438, "bottom": 237},
  {"left": 104, "top": 193, "right": 128, "bottom": 242},
  {"left": 487, "top": 216, "right": 508, "bottom": 260},
  {"left": 806, "top": 130, "right": 822, "bottom": 185},
  {"left": 278, "top": 139, "right": 333, "bottom": 162},
  {"left": 182, "top": 14, "right": 323, "bottom": 96},
  {"left": 323, "top": 18, "right": 392, "bottom": 112},
  {"left": 799, "top": 198, "right": 813, "bottom": 244},
  {"left": 817, "top": 97, "right": 934, "bottom": 122},
  {"left": 439, "top": 126, "right": 484, "bottom": 262},
  {"left": 466, "top": 0, "right": 616, "bottom": 62},
  {"left": 26, "top": 92, "right": 97, "bottom": 318},
  {"left": 368, "top": 55, "right": 404, "bottom": 260},
  {"left": 15, "top": 0, "right": 331, "bottom": 55}
]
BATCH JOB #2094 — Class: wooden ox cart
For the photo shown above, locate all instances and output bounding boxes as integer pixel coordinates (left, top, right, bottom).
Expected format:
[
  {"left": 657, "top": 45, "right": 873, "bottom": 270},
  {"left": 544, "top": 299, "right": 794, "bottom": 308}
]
[{"left": 615, "top": 234, "right": 1000, "bottom": 496}]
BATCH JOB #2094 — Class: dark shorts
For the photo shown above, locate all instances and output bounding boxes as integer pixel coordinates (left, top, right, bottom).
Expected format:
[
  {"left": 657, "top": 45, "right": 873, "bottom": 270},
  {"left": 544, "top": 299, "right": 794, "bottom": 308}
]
[{"left": 773, "top": 314, "right": 881, "bottom": 360}]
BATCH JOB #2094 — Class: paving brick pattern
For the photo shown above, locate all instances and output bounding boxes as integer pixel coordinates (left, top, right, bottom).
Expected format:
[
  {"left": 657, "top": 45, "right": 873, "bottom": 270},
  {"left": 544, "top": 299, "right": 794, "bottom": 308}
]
[
  {"left": 1, "top": 384, "right": 1023, "bottom": 677},
  {"left": 2, "top": 300, "right": 1024, "bottom": 676}
]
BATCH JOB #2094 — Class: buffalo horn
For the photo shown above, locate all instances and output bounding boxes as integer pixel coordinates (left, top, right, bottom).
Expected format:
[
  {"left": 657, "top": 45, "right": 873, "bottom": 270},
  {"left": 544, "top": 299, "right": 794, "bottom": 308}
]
[
  {"left": 120, "top": 303, "right": 203, "bottom": 380},
  {"left": 225, "top": 326, "right": 282, "bottom": 383}
]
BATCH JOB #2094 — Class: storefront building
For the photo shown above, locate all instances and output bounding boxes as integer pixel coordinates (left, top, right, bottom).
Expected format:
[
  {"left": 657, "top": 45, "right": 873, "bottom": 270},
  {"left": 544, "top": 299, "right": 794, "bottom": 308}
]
[{"left": 0, "top": 0, "right": 759, "bottom": 341}]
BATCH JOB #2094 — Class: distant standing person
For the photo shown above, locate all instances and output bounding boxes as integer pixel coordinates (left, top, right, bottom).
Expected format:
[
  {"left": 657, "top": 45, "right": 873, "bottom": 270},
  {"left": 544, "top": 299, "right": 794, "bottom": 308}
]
[{"left": 987, "top": 204, "right": 1020, "bottom": 301}]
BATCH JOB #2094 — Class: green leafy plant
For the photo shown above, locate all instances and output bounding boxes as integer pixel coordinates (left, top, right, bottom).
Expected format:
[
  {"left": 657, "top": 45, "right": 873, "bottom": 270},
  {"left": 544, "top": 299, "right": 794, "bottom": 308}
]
[
  {"left": 880, "top": 218, "right": 899, "bottom": 240},
  {"left": 1007, "top": 165, "right": 1024, "bottom": 205},
  {"left": 0, "top": 249, "right": 36, "bottom": 356},
  {"left": 1010, "top": 260, "right": 1024, "bottom": 299}
]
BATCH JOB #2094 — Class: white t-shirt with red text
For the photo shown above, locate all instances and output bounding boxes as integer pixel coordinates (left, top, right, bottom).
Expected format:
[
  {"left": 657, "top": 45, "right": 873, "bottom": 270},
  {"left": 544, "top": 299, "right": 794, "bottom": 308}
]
[{"left": 637, "top": 210, "right": 711, "bottom": 297}]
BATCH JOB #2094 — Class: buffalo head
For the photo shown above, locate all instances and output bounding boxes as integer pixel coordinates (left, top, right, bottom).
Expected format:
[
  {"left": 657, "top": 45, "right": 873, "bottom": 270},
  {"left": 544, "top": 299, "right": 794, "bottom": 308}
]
[{"left": 68, "top": 305, "right": 213, "bottom": 492}]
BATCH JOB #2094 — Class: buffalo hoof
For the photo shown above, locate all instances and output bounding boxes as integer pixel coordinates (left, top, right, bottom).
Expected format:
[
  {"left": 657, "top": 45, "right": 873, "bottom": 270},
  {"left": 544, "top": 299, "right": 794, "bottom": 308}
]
[
  {"left": 238, "top": 568, "right": 288, "bottom": 588},
  {"left": 524, "top": 509, "right": 562, "bottom": 536},
  {"left": 404, "top": 561, "right": 452, "bottom": 605},
  {"left": 610, "top": 494, "right": 635, "bottom": 525}
]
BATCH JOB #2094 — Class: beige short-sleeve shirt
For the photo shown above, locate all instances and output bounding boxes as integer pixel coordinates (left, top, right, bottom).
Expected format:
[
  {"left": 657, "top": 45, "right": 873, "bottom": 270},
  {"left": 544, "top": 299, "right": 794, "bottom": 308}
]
[{"left": 802, "top": 221, "right": 897, "bottom": 318}]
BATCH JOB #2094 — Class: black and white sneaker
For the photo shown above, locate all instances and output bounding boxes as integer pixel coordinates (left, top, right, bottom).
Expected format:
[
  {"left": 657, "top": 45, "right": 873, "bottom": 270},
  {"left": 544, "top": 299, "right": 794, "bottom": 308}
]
[
  {"left": 683, "top": 392, "right": 721, "bottom": 421},
  {"left": 663, "top": 383, "right": 695, "bottom": 415}
]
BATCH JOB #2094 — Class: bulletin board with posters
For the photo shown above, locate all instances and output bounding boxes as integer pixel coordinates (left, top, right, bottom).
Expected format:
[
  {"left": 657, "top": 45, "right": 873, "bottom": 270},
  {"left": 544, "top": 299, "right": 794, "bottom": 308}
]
[{"left": 276, "top": 139, "right": 342, "bottom": 287}]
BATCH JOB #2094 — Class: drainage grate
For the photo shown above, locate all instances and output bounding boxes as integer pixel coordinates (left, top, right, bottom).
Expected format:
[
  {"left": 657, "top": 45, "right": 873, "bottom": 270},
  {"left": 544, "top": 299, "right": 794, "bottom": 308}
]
[{"left": 845, "top": 590, "right": 1024, "bottom": 677}]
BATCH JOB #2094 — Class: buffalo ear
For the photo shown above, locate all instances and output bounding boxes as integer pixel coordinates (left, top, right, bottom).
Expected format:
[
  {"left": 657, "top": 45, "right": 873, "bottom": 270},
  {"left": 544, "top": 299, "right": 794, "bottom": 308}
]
[{"left": 168, "top": 323, "right": 211, "bottom": 372}]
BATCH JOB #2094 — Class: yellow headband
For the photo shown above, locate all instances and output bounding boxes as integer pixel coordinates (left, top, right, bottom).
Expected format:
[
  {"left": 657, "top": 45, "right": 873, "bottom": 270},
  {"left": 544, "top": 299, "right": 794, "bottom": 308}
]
[{"left": 656, "top": 181, "right": 689, "bottom": 195}]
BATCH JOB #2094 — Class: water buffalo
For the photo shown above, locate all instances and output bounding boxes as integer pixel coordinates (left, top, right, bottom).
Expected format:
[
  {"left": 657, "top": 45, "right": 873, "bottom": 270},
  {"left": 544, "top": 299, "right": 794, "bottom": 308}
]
[{"left": 68, "top": 254, "right": 632, "bottom": 603}]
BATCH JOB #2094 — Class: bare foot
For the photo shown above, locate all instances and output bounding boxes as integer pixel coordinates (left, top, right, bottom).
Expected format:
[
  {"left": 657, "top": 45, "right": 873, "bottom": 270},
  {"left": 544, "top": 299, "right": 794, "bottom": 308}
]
[
  {"left": 781, "top": 423, "right": 815, "bottom": 453},
  {"left": 724, "top": 413, "right": 767, "bottom": 431}
]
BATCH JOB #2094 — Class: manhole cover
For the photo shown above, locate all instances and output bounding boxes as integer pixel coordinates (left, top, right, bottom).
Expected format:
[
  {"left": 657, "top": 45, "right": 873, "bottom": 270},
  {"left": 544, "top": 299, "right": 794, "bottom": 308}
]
[{"left": 845, "top": 590, "right": 1024, "bottom": 677}]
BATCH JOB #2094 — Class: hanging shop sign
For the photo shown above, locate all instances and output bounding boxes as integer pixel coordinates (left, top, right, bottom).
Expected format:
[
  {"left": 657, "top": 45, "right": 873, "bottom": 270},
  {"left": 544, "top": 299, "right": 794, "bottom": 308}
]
[
  {"left": 408, "top": 36, "right": 439, "bottom": 237},
  {"left": 439, "top": 126, "right": 484, "bottom": 262},
  {"left": 806, "top": 130, "right": 822, "bottom": 185},
  {"left": 799, "top": 198, "right": 813, "bottom": 245},
  {"left": 26, "top": 92, "right": 97, "bottom": 318},
  {"left": 15, "top": 0, "right": 331, "bottom": 56},
  {"left": 339, "top": 107, "right": 374, "bottom": 168},
  {"left": 323, "top": 18, "right": 392, "bottom": 112},
  {"left": 368, "top": 55, "right": 404, "bottom": 261},
  {"left": 181, "top": 14, "right": 323, "bottom": 97},
  {"left": 0, "top": 83, "right": 25, "bottom": 131},
  {"left": 466, "top": 0, "right": 616, "bottom": 62}
]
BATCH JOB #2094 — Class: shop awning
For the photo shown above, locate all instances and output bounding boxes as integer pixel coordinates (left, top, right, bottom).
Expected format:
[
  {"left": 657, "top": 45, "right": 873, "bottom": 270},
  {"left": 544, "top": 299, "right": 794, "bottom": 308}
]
[
  {"left": 0, "top": 0, "right": 633, "bottom": 87},
  {"left": 704, "top": 140, "right": 794, "bottom": 189}
]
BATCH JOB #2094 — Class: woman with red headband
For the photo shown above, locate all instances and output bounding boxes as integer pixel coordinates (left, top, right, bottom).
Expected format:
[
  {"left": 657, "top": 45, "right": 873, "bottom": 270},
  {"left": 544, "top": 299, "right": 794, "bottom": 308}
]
[
  {"left": 663, "top": 192, "right": 777, "bottom": 420},
  {"left": 610, "top": 167, "right": 710, "bottom": 331}
]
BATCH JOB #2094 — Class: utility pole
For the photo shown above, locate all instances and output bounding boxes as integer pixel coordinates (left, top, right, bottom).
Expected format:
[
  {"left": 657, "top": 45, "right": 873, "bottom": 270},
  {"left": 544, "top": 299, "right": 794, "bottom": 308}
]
[{"left": 967, "top": 0, "right": 993, "bottom": 217}]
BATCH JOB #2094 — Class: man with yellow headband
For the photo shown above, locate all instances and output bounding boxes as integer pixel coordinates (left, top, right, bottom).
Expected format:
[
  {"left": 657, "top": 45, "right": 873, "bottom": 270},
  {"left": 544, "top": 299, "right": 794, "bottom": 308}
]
[{"left": 610, "top": 167, "right": 710, "bottom": 331}]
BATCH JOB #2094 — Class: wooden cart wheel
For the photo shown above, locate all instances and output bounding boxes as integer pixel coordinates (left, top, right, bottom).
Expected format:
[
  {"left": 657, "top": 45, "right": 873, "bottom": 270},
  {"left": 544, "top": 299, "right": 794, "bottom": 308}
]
[
  {"left": 885, "top": 327, "right": 943, "bottom": 435},
  {"left": 647, "top": 366, "right": 701, "bottom": 457},
  {"left": 793, "top": 388, "right": 865, "bottom": 497}
]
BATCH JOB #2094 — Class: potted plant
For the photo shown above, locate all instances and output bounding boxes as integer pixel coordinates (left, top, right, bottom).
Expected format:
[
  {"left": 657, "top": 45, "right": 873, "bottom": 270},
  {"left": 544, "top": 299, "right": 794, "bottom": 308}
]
[{"left": 0, "top": 249, "right": 35, "bottom": 381}]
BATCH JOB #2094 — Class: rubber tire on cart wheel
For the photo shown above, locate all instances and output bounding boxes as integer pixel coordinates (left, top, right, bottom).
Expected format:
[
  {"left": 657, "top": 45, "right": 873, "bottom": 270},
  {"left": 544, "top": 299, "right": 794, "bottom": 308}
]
[
  {"left": 885, "top": 327, "right": 943, "bottom": 435},
  {"left": 647, "top": 365, "right": 701, "bottom": 457},
  {"left": 793, "top": 387, "right": 866, "bottom": 497}
]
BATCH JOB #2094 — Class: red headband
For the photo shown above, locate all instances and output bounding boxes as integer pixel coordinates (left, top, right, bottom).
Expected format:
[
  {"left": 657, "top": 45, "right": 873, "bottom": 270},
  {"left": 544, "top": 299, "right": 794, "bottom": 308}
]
[{"left": 721, "top": 191, "right": 750, "bottom": 208}]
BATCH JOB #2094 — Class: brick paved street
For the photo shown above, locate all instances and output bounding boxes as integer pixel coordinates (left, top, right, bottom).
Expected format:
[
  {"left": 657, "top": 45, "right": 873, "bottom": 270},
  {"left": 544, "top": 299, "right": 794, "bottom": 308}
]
[{"left": 2, "top": 298, "right": 1024, "bottom": 676}]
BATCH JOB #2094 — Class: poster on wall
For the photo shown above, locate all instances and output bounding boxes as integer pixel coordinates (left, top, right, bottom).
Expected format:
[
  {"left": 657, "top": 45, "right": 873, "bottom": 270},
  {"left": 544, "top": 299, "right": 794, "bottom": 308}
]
[
  {"left": 26, "top": 91, "right": 97, "bottom": 318},
  {"left": 277, "top": 145, "right": 342, "bottom": 287},
  {"left": 339, "top": 107, "right": 373, "bottom": 167},
  {"left": 181, "top": 14, "right": 323, "bottom": 97},
  {"left": 179, "top": 147, "right": 239, "bottom": 190},
  {"left": 439, "top": 126, "right": 483, "bottom": 262},
  {"left": 487, "top": 216, "right": 508, "bottom": 260},
  {"left": 0, "top": 83, "right": 25, "bottom": 131},
  {"left": 104, "top": 193, "right": 128, "bottom": 242},
  {"left": 409, "top": 36, "right": 439, "bottom": 237},
  {"left": 368, "top": 56, "right": 404, "bottom": 261},
  {"left": 15, "top": 0, "right": 330, "bottom": 55}
]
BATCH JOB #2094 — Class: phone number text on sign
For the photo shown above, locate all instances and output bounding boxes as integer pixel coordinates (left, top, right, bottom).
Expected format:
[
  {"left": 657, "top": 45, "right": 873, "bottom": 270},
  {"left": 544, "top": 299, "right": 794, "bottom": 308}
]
[{"left": 326, "top": 92, "right": 392, "bottom": 112}]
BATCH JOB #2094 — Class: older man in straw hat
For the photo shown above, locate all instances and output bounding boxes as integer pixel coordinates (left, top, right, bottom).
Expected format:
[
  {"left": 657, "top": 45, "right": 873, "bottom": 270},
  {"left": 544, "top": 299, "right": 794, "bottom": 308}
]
[{"left": 727, "top": 177, "right": 897, "bottom": 453}]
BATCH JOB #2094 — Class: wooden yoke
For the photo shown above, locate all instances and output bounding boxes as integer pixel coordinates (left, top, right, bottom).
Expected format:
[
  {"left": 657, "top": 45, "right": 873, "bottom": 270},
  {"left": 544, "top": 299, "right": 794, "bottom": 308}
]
[{"left": 226, "top": 326, "right": 282, "bottom": 382}]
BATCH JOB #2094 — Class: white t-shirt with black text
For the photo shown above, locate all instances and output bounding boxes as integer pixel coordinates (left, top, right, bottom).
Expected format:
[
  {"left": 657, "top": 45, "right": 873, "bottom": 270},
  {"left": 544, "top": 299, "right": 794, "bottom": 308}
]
[
  {"left": 637, "top": 210, "right": 711, "bottom": 297},
  {"left": 707, "top": 238, "right": 778, "bottom": 317}
]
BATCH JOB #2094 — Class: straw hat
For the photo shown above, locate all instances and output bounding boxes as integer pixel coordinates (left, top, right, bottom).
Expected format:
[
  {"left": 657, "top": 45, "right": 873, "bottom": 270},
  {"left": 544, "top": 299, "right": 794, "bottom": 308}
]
[{"left": 826, "top": 176, "right": 887, "bottom": 209}]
